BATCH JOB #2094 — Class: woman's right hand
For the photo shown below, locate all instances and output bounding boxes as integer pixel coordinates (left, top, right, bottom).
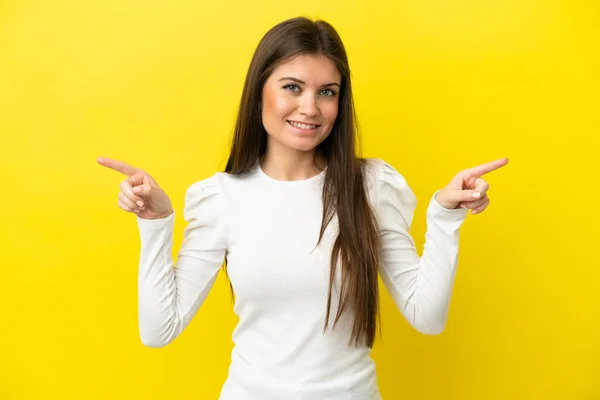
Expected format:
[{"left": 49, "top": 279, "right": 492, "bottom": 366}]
[{"left": 97, "top": 157, "right": 173, "bottom": 220}]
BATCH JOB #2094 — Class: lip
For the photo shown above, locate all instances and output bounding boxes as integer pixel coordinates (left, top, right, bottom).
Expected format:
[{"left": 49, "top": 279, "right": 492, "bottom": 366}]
[{"left": 287, "top": 120, "right": 321, "bottom": 135}]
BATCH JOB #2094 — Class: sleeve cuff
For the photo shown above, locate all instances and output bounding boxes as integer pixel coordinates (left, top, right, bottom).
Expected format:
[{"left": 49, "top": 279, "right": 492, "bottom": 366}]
[
  {"left": 136, "top": 210, "right": 176, "bottom": 231},
  {"left": 428, "top": 190, "right": 469, "bottom": 222}
]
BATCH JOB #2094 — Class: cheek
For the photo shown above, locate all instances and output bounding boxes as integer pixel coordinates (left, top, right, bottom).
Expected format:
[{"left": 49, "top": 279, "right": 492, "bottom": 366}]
[
  {"left": 263, "top": 92, "right": 295, "bottom": 120},
  {"left": 323, "top": 102, "right": 339, "bottom": 124}
]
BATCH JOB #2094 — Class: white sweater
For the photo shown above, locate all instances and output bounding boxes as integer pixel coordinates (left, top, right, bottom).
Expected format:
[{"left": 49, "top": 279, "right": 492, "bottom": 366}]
[{"left": 135, "top": 158, "right": 468, "bottom": 400}]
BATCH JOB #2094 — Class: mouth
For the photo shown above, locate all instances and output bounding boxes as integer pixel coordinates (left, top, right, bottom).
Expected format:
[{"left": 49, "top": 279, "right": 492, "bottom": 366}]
[{"left": 287, "top": 120, "right": 321, "bottom": 133}]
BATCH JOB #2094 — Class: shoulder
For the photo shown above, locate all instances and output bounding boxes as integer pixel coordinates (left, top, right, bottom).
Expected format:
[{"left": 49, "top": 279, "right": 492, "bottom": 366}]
[
  {"left": 184, "top": 167, "right": 260, "bottom": 210},
  {"left": 186, "top": 173, "right": 220, "bottom": 197},
  {"left": 360, "top": 158, "right": 417, "bottom": 216},
  {"left": 182, "top": 171, "right": 243, "bottom": 231},
  {"left": 361, "top": 157, "right": 412, "bottom": 193}
]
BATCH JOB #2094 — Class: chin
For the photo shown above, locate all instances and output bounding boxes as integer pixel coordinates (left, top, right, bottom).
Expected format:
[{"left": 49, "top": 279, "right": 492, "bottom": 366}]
[
  {"left": 265, "top": 127, "right": 329, "bottom": 154},
  {"left": 287, "top": 137, "right": 324, "bottom": 152}
]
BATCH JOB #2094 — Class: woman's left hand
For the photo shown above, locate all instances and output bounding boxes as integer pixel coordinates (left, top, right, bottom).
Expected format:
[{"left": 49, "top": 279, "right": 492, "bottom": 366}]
[{"left": 435, "top": 158, "right": 509, "bottom": 214}]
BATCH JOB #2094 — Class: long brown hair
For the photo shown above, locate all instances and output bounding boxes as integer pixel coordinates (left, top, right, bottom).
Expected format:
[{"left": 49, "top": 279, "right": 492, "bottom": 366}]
[{"left": 224, "top": 17, "right": 381, "bottom": 348}]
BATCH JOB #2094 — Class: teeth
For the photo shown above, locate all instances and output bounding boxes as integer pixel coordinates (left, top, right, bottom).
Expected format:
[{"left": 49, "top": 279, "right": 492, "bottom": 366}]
[{"left": 289, "top": 121, "right": 317, "bottom": 130}]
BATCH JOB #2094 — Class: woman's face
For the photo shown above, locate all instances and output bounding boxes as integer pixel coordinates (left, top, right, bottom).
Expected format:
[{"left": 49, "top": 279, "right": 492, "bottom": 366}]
[{"left": 261, "top": 53, "right": 341, "bottom": 154}]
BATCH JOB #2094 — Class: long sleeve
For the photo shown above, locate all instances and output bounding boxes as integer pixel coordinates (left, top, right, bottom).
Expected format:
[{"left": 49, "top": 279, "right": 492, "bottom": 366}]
[
  {"left": 135, "top": 175, "right": 228, "bottom": 347},
  {"left": 373, "top": 160, "right": 468, "bottom": 334}
]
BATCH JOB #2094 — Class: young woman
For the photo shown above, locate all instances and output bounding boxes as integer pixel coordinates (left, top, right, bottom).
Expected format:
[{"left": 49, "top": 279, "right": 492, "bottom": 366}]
[{"left": 98, "top": 16, "right": 507, "bottom": 400}]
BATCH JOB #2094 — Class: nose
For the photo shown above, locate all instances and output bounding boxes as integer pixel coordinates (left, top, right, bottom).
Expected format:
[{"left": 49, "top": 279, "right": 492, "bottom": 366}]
[{"left": 297, "top": 93, "right": 319, "bottom": 117}]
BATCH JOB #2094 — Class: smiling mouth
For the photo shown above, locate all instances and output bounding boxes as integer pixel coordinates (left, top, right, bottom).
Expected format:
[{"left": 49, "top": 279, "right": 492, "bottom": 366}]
[{"left": 287, "top": 120, "right": 320, "bottom": 130}]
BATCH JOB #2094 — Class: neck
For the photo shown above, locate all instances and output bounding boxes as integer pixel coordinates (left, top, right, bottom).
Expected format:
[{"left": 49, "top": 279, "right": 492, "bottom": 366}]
[{"left": 259, "top": 145, "right": 326, "bottom": 182}]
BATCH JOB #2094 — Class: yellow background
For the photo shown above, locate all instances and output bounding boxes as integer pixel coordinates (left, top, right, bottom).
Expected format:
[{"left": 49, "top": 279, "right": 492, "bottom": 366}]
[{"left": 1, "top": 0, "right": 598, "bottom": 399}]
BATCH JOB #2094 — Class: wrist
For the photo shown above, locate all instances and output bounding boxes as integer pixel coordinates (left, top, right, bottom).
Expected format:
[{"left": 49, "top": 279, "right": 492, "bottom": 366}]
[
  {"left": 154, "top": 209, "right": 174, "bottom": 219},
  {"left": 434, "top": 190, "right": 458, "bottom": 210},
  {"left": 139, "top": 209, "right": 173, "bottom": 220}
]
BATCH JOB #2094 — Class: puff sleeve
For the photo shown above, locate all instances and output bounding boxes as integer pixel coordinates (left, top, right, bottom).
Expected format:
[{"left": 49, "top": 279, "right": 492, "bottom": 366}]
[
  {"left": 135, "top": 175, "right": 228, "bottom": 347},
  {"left": 372, "top": 160, "right": 468, "bottom": 334}
]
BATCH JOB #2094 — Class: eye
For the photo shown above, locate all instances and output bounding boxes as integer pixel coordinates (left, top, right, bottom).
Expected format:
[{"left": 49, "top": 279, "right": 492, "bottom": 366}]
[
  {"left": 320, "top": 88, "right": 337, "bottom": 97},
  {"left": 283, "top": 84, "right": 300, "bottom": 92}
]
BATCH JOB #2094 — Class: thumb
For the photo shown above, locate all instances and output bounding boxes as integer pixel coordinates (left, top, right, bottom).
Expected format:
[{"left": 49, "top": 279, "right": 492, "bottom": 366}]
[
  {"left": 132, "top": 175, "right": 153, "bottom": 196},
  {"left": 437, "top": 187, "right": 481, "bottom": 209},
  {"left": 455, "top": 188, "right": 482, "bottom": 202}
]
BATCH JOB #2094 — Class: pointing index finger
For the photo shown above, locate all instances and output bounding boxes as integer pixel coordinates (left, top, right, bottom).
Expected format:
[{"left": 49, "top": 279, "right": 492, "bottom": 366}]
[
  {"left": 97, "top": 157, "right": 139, "bottom": 177},
  {"left": 464, "top": 158, "right": 509, "bottom": 178}
]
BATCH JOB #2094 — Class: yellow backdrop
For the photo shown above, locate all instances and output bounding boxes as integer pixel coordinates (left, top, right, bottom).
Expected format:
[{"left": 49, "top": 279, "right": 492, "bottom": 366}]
[{"left": 1, "top": 0, "right": 598, "bottom": 399}]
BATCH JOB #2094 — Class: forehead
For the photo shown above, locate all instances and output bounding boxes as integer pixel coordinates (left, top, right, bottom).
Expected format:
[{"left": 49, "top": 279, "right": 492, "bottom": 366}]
[{"left": 270, "top": 54, "right": 341, "bottom": 85}]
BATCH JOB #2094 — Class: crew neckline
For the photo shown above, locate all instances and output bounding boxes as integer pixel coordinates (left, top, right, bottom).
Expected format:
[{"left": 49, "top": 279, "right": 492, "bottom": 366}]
[{"left": 256, "top": 161, "right": 327, "bottom": 185}]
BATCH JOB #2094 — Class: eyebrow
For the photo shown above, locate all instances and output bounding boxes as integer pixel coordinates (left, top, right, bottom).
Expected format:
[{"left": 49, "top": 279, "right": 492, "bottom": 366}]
[{"left": 278, "top": 77, "right": 340, "bottom": 88}]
